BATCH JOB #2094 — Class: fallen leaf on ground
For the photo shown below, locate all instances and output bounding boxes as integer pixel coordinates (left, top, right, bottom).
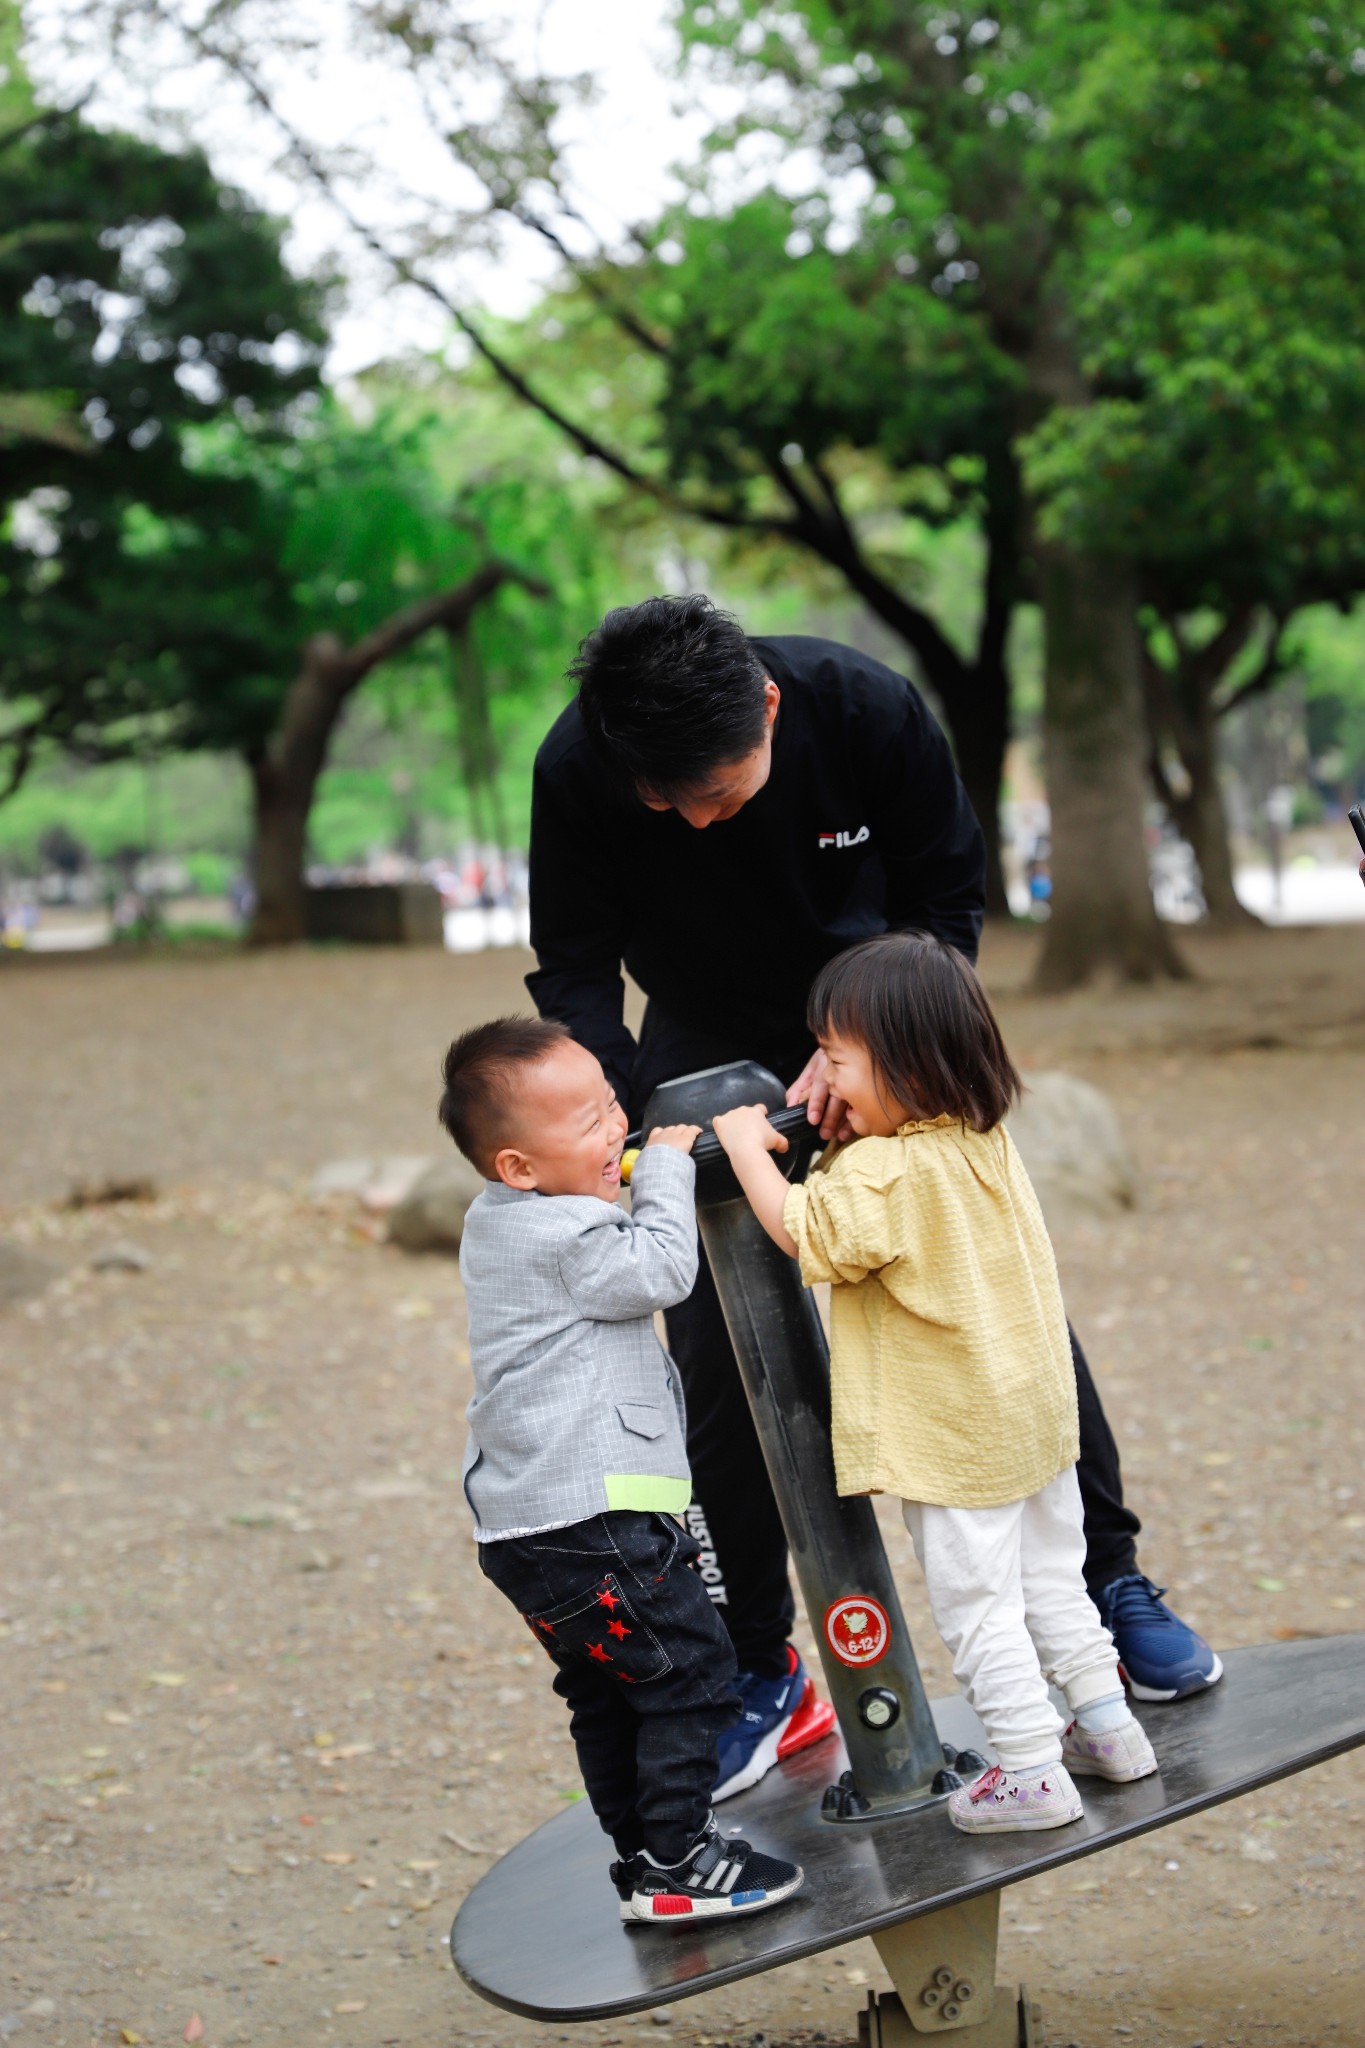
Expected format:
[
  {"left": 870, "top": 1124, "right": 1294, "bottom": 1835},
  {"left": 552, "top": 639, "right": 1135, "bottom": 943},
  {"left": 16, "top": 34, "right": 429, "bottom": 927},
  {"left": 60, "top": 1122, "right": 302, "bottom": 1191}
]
[
  {"left": 336, "top": 2000, "right": 368, "bottom": 2014},
  {"left": 404, "top": 1858, "right": 440, "bottom": 1871},
  {"left": 321, "top": 1850, "right": 356, "bottom": 1865},
  {"left": 148, "top": 1671, "right": 189, "bottom": 1687},
  {"left": 184, "top": 2016, "right": 205, "bottom": 2043}
]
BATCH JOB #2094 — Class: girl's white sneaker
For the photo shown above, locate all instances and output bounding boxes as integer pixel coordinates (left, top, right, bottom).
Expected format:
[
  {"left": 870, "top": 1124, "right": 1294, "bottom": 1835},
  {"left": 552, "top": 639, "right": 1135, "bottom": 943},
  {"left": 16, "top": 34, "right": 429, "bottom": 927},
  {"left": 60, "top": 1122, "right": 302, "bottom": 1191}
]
[
  {"left": 1062, "top": 1717, "right": 1159, "bottom": 1783},
  {"left": 948, "top": 1762, "right": 1084, "bottom": 1833}
]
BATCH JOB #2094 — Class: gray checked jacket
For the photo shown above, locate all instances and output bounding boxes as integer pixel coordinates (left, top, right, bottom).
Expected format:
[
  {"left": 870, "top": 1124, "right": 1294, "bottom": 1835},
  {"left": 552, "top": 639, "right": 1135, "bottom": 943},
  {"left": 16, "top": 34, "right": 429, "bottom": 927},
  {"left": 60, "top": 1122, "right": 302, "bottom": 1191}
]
[{"left": 458, "top": 1144, "right": 699, "bottom": 1540}]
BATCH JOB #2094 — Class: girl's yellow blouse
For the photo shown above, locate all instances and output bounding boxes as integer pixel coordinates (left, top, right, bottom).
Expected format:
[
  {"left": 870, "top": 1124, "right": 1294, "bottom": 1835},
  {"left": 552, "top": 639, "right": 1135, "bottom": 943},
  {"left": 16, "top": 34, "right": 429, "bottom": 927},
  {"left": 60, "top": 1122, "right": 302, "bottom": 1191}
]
[{"left": 782, "top": 1115, "right": 1079, "bottom": 1509}]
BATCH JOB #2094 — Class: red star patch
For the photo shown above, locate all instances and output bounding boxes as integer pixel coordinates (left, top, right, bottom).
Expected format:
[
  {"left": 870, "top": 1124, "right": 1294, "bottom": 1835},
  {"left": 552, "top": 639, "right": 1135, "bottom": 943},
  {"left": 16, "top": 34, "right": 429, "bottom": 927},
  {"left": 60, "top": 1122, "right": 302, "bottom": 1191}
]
[
  {"left": 586, "top": 1641, "right": 613, "bottom": 1663},
  {"left": 596, "top": 1586, "right": 621, "bottom": 1612},
  {"left": 606, "top": 1618, "right": 631, "bottom": 1641}
]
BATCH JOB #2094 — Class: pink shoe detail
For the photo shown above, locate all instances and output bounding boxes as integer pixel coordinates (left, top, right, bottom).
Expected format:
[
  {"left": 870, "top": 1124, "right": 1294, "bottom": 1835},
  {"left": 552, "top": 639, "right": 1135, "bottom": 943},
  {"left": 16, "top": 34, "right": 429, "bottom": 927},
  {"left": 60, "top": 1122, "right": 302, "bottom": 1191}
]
[{"left": 1062, "top": 1717, "right": 1159, "bottom": 1784}]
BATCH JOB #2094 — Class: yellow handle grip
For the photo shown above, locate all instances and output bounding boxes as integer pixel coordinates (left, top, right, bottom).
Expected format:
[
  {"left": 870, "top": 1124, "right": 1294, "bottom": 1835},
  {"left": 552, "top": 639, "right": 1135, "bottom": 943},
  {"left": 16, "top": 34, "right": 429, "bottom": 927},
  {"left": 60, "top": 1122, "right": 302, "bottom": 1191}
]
[{"left": 619, "top": 1147, "right": 642, "bottom": 1185}]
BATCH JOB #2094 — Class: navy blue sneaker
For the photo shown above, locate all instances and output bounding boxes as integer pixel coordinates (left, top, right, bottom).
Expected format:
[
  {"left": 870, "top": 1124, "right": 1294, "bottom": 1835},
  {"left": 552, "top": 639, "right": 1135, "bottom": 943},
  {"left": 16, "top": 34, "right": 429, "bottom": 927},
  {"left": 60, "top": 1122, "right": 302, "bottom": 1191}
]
[
  {"left": 713, "top": 1647, "right": 834, "bottom": 1801},
  {"left": 1097, "top": 1573, "right": 1224, "bottom": 1702}
]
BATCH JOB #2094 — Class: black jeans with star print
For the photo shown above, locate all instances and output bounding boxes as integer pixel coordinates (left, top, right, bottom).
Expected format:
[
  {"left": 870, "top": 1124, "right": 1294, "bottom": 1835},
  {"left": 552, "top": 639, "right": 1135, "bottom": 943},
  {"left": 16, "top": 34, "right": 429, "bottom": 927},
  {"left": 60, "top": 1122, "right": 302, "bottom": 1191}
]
[{"left": 478, "top": 1509, "right": 740, "bottom": 1865}]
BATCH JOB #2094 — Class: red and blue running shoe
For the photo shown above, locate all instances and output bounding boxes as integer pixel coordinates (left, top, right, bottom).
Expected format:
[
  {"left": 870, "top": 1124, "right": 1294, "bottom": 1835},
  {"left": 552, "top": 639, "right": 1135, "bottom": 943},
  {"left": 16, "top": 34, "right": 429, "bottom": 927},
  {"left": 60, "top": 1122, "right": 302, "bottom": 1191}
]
[
  {"left": 713, "top": 1645, "right": 837, "bottom": 1803},
  {"left": 627, "top": 1815, "right": 803, "bottom": 1925},
  {"left": 1097, "top": 1573, "right": 1224, "bottom": 1702}
]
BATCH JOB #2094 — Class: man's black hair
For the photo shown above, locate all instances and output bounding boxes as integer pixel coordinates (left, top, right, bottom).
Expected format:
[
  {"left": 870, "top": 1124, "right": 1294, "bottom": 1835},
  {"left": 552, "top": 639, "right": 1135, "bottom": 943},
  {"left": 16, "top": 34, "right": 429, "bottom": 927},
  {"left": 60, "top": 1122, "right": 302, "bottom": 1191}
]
[
  {"left": 807, "top": 931, "right": 1022, "bottom": 1135},
  {"left": 568, "top": 594, "right": 770, "bottom": 801},
  {"left": 438, "top": 1015, "right": 570, "bottom": 1175}
]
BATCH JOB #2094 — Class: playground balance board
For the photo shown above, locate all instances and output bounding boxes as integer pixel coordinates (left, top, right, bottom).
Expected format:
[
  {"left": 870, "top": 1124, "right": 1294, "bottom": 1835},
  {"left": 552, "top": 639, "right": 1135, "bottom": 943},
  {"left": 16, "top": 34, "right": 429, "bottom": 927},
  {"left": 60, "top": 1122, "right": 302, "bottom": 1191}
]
[{"left": 451, "top": 1635, "right": 1365, "bottom": 2023}]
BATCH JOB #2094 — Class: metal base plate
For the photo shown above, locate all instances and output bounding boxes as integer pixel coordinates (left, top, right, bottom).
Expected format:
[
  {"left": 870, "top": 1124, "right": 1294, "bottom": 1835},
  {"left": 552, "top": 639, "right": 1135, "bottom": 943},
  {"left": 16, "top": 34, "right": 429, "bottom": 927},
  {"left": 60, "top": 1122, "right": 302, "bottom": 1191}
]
[{"left": 451, "top": 1635, "right": 1365, "bottom": 2022}]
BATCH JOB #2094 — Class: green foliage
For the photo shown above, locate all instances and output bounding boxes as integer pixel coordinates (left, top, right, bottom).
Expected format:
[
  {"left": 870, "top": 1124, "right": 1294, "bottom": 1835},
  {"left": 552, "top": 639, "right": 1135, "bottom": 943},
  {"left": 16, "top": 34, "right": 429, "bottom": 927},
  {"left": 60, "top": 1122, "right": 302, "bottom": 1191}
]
[
  {"left": 0, "top": 101, "right": 327, "bottom": 789},
  {"left": 0, "top": 748, "right": 247, "bottom": 868},
  {"left": 645, "top": 192, "right": 1013, "bottom": 500},
  {"left": 1009, "top": 8, "right": 1365, "bottom": 615},
  {"left": 1296, "top": 601, "right": 1365, "bottom": 783},
  {"left": 679, "top": 1, "right": 1365, "bottom": 596}
]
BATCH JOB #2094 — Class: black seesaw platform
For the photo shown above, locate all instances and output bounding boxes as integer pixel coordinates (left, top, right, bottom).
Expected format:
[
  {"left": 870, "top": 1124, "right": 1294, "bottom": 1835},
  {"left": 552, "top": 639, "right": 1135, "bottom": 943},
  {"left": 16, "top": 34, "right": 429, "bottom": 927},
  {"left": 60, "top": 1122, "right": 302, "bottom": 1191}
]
[{"left": 452, "top": 1635, "right": 1365, "bottom": 2022}]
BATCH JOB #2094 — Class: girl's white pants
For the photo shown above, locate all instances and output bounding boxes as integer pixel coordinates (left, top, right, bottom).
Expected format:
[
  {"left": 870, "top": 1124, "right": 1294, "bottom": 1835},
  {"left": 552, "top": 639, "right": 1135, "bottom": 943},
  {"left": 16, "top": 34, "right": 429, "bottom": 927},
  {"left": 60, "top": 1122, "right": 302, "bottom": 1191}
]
[{"left": 902, "top": 1465, "right": 1122, "bottom": 1769}]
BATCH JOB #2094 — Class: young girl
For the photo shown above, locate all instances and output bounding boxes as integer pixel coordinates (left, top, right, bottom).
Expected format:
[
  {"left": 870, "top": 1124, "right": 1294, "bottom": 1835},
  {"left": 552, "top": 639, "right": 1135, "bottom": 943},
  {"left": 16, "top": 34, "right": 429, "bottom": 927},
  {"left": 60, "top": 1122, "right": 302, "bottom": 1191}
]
[{"left": 712, "top": 930, "right": 1158, "bottom": 1834}]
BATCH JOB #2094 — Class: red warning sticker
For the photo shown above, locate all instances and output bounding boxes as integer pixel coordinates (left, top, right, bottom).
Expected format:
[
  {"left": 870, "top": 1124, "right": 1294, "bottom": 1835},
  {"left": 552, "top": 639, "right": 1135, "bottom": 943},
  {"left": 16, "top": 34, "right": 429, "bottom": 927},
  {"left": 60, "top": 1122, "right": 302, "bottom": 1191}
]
[{"left": 824, "top": 1595, "right": 891, "bottom": 1668}]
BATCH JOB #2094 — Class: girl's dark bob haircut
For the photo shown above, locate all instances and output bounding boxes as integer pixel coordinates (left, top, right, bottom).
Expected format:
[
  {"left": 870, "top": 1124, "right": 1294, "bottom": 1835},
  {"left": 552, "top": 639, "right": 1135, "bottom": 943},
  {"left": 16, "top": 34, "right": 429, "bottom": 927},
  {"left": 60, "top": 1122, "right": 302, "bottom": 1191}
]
[{"left": 807, "top": 931, "right": 1021, "bottom": 1134}]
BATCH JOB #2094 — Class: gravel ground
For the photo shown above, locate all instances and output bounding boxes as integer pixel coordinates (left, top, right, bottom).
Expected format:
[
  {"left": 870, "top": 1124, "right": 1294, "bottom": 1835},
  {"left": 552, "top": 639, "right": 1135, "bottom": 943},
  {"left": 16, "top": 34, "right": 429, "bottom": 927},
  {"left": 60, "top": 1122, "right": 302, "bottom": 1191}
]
[{"left": 2, "top": 923, "right": 1365, "bottom": 2048}]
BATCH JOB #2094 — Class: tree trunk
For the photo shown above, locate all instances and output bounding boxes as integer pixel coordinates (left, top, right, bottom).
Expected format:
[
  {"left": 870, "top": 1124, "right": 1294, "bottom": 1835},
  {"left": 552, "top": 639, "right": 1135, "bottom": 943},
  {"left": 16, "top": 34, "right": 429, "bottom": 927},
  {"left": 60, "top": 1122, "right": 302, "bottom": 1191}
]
[
  {"left": 820, "top": 533, "right": 1013, "bottom": 917},
  {"left": 447, "top": 620, "right": 510, "bottom": 847},
  {"left": 248, "top": 754, "right": 317, "bottom": 945},
  {"left": 947, "top": 652, "right": 1012, "bottom": 921},
  {"left": 1034, "top": 548, "right": 1188, "bottom": 991},
  {"left": 1166, "top": 684, "right": 1256, "bottom": 927},
  {"left": 246, "top": 631, "right": 350, "bottom": 946},
  {"left": 1141, "top": 611, "right": 1264, "bottom": 930},
  {"left": 242, "top": 563, "right": 528, "bottom": 946}
]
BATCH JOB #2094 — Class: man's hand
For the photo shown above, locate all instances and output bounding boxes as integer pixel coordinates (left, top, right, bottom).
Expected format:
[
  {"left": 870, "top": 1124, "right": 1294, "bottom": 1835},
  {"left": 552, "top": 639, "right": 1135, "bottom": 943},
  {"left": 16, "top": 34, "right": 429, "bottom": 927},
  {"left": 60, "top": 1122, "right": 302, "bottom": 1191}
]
[
  {"left": 645, "top": 1122, "right": 703, "bottom": 1154},
  {"left": 786, "top": 1047, "right": 854, "bottom": 1143},
  {"left": 712, "top": 1103, "right": 790, "bottom": 1158}
]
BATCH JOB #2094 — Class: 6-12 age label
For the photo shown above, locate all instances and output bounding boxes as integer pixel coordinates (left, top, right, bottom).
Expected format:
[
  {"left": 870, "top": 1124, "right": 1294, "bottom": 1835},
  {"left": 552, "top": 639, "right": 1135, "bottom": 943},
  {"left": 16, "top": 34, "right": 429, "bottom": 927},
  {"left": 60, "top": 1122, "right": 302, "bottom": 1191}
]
[{"left": 824, "top": 1595, "right": 891, "bottom": 1668}]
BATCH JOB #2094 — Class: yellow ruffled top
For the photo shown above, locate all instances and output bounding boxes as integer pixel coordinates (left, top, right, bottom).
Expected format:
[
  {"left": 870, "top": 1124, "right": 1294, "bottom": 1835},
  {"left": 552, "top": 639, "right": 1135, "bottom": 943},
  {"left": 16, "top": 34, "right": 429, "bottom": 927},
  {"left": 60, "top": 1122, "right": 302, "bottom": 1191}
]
[{"left": 782, "top": 1116, "right": 1078, "bottom": 1508}]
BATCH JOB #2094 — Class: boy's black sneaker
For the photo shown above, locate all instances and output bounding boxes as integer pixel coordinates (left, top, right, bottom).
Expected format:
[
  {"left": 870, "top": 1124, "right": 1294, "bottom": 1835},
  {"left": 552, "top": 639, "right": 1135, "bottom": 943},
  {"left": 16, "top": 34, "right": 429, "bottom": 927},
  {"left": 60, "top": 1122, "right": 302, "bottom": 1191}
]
[
  {"left": 609, "top": 1855, "right": 642, "bottom": 1923},
  {"left": 627, "top": 1814, "right": 803, "bottom": 1925}
]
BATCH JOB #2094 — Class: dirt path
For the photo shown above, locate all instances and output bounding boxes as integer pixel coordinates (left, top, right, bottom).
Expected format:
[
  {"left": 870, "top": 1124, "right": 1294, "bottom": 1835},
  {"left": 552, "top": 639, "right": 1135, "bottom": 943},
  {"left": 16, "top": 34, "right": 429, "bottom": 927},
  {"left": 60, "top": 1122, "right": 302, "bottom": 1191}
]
[{"left": 2, "top": 925, "right": 1364, "bottom": 2048}]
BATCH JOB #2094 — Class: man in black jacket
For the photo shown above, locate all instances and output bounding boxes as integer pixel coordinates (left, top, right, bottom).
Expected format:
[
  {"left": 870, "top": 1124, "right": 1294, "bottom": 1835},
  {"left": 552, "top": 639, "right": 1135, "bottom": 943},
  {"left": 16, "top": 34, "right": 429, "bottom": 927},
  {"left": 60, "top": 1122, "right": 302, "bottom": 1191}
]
[{"left": 526, "top": 594, "right": 1221, "bottom": 1798}]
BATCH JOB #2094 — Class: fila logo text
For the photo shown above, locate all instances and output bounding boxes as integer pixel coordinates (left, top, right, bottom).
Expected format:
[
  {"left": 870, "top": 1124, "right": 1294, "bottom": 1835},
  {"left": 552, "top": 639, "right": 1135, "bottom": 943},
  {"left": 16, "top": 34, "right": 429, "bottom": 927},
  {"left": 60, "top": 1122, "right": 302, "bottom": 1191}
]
[{"left": 818, "top": 826, "right": 870, "bottom": 850}]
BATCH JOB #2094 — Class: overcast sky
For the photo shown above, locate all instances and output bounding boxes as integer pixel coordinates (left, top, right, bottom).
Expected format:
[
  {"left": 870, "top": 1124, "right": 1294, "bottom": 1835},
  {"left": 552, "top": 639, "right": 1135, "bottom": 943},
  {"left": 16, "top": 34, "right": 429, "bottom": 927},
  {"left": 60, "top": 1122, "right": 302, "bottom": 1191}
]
[{"left": 22, "top": 0, "right": 748, "bottom": 375}]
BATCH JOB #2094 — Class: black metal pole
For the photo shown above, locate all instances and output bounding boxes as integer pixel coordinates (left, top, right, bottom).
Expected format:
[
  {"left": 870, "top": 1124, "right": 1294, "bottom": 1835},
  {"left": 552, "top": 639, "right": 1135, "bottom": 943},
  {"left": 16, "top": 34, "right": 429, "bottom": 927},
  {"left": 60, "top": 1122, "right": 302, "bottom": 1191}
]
[{"left": 640, "top": 1062, "right": 950, "bottom": 1817}]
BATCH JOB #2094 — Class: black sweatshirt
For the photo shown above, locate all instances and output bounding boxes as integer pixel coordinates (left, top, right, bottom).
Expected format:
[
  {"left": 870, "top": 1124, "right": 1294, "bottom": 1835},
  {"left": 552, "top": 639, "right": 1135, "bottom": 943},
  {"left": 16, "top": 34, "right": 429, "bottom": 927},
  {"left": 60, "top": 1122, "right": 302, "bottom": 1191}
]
[{"left": 525, "top": 634, "right": 986, "bottom": 1098}]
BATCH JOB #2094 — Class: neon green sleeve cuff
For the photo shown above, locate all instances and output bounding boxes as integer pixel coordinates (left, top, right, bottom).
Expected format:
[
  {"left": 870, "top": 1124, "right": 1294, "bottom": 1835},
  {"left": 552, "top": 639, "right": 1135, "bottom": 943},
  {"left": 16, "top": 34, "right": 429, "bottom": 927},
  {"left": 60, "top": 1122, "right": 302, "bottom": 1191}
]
[{"left": 602, "top": 1474, "right": 693, "bottom": 1514}]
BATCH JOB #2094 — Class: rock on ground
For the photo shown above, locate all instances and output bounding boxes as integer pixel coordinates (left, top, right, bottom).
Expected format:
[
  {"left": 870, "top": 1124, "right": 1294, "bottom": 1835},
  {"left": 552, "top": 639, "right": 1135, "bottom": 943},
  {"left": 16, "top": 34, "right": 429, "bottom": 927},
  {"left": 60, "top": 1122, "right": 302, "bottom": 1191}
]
[
  {"left": 1006, "top": 1069, "right": 1138, "bottom": 1230},
  {"left": 90, "top": 1239, "right": 153, "bottom": 1272},
  {"left": 386, "top": 1153, "right": 485, "bottom": 1253},
  {"left": 309, "top": 1155, "right": 431, "bottom": 1210}
]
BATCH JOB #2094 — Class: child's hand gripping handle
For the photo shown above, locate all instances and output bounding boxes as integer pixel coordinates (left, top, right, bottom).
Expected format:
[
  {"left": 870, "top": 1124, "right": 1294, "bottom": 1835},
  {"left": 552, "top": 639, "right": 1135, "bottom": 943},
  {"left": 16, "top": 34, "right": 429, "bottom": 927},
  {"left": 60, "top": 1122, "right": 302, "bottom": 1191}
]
[{"left": 618, "top": 1102, "right": 813, "bottom": 1185}]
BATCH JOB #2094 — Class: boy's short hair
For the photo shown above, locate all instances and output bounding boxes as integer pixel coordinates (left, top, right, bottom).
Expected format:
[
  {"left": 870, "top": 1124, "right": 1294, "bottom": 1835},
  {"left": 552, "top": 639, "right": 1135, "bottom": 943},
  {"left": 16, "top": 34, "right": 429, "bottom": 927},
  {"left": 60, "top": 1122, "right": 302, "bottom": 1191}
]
[
  {"left": 439, "top": 1015, "right": 570, "bottom": 1175},
  {"left": 807, "top": 931, "right": 1021, "bottom": 1134},
  {"left": 568, "top": 593, "right": 769, "bottom": 802}
]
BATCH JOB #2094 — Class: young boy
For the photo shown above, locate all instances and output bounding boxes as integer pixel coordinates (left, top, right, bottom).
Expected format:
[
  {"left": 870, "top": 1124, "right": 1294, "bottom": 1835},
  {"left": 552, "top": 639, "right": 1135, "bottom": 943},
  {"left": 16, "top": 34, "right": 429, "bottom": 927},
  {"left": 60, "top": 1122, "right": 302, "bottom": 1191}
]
[{"left": 440, "top": 1016, "right": 803, "bottom": 1925}]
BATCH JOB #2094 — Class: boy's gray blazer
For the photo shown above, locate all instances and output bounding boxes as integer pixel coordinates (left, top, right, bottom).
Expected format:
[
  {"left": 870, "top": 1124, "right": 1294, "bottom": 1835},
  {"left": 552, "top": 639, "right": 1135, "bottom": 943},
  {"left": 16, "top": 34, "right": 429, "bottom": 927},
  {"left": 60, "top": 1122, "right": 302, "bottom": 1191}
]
[{"left": 458, "top": 1144, "right": 699, "bottom": 1539}]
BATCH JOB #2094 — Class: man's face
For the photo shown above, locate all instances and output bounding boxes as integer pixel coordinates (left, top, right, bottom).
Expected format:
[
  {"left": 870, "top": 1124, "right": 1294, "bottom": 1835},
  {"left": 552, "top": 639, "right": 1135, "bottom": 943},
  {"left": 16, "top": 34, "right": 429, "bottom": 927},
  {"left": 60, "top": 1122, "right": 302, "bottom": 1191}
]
[
  {"left": 493, "top": 1041, "right": 630, "bottom": 1202},
  {"left": 639, "top": 680, "right": 781, "bottom": 829}
]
